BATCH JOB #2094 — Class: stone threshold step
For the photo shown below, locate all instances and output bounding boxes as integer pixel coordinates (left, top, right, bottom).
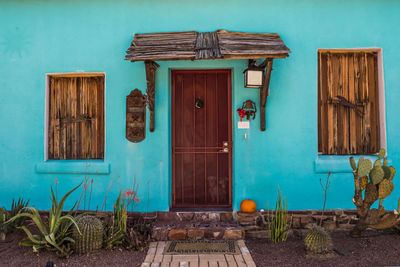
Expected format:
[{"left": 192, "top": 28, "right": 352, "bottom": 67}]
[{"left": 152, "top": 223, "right": 244, "bottom": 241}]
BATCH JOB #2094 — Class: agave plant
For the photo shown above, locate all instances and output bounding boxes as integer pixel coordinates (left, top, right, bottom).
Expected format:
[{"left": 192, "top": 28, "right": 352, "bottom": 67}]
[
  {"left": 7, "top": 183, "right": 82, "bottom": 257},
  {"left": 9, "top": 198, "right": 29, "bottom": 230}
]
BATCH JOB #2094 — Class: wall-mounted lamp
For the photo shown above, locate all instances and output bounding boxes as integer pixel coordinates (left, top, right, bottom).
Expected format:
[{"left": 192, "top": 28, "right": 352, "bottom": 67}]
[{"left": 243, "top": 59, "right": 264, "bottom": 88}]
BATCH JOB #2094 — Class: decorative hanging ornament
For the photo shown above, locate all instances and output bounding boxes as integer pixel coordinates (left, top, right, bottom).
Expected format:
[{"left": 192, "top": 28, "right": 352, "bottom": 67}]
[{"left": 237, "top": 108, "right": 246, "bottom": 122}]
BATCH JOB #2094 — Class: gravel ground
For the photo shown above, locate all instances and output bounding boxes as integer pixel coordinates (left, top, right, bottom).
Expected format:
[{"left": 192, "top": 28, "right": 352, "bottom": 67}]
[{"left": 246, "top": 229, "right": 400, "bottom": 267}]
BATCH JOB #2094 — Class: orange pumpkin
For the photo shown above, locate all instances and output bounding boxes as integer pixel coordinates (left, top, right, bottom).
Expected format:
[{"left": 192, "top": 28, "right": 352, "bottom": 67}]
[{"left": 240, "top": 199, "right": 257, "bottom": 213}]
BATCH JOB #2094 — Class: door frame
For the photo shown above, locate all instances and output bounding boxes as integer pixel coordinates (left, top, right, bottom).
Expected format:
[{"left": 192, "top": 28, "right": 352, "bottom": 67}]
[{"left": 170, "top": 69, "right": 233, "bottom": 209}]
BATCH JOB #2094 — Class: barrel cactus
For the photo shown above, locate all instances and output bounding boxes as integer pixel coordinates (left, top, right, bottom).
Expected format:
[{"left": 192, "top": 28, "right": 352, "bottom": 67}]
[
  {"left": 349, "top": 148, "right": 400, "bottom": 237},
  {"left": 304, "top": 226, "right": 333, "bottom": 254},
  {"left": 73, "top": 215, "right": 104, "bottom": 254}
]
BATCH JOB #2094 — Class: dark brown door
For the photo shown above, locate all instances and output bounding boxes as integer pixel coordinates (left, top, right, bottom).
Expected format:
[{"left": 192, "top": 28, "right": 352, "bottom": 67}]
[{"left": 171, "top": 70, "right": 232, "bottom": 208}]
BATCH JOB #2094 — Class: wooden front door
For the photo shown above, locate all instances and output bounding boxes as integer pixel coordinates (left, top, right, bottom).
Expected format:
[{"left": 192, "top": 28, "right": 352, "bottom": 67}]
[{"left": 171, "top": 70, "right": 232, "bottom": 208}]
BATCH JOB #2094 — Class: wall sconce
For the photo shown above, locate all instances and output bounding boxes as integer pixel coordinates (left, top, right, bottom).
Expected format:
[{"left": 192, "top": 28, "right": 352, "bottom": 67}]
[{"left": 243, "top": 59, "right": 264, "bottom": 88}]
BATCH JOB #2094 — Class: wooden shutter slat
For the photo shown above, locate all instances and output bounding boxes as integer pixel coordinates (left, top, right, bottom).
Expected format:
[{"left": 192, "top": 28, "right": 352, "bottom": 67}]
[
  {"left": 96, "top": 77, "right": 105, "bottom": 158},
  {"left": 320, "top": 53, "right": 329, "bottom": 154},
  {"left": 338, "top": 54, "right": 350, "bottom": 154},
  {"left": 70, "top": 77, "right": 78, "bottom": 158},
  {"left": 327, "top": 53, "right": 339, "bottom": 154},
  {"left": 48, "top": 78, "right": 55, "bottom": 158},
  {"left": 353, "top": 53, "right": 362, "bottom": 153},
  {"left": 318, "top": 53, "right": 322, "bottom": 152},
  {"left": 368, "top": 53, "right": 379, "bottom": 153},
  {"left": 360, "top": 53, "right": 370, "bottom": 154},
  {"left": 348, "top": 53, "right": 357, "bottom": 154}
]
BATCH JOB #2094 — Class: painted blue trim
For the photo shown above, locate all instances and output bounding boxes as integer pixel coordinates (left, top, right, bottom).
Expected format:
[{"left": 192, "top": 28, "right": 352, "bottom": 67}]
[
  {"left": 35, "top": 161, "right": 110, "bottom": 174},
  {"left": 314, "top": 155, "right": 391, "bottom": 173}
]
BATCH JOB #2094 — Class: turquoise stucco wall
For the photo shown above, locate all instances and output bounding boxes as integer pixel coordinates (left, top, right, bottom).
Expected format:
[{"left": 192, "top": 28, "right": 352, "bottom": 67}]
[{"left": 1, "top": 0, "right": 400, "bottom": 212}]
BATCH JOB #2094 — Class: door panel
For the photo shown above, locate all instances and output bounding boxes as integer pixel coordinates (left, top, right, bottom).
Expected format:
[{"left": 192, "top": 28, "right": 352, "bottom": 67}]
[{"left": 172, "top": 70, "right": 232, "bottom": 208}]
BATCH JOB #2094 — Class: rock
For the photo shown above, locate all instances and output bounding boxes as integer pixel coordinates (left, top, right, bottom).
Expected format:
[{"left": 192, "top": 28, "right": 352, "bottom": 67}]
[
  {"left": 177, "top": 212, "right": 194, "bottom": 221},
  {"left": 245, "top": 230, "right": 268, "bottom": 239},
  {"left": 292, "top": 217, "right": 301, "bottom": 229},
  {"left": 168, "top": 229, "right": 187, "bottom": 240},
  {"left": 205, "top": 229, "right": 223, "bottom": 239},
  {"left": 220, "top": 212, "right": 233, "bottom": 222},
  {"left": 209, "top": 213, "right": 220, "bottom": 222},
  {"left": 322, "top": 220, "right": 337, "bottom": 231},
  {"left": 338, "top": 223, "right": 354, "bottom": 230},
  {"left": 242, "top": 225, "right": 262, "bottom": 231},
  {"left": 187, "top": 229, "right": 204, "bottom": 240},
  {"left": 238, "top": 216, "right": 257, "bottom": 224},
  {"left": 349, "top": 215, "right": 359, "bottom": 224},
  {"left": 334, "top": 210, "right": 345, "bottom": 216},
  {"left": 303, "top": 223, "right": 317, "bottom": 229},
  {"left": 237, "top": 212, "right": 260, "bottom": 217},
  {"left": 312, "top": 215, "right": 329, "bottom": 221},
  {"left": 299, "top": 215, "right": 313, "bottom": 227},
  {"left": 223, "top": 229, "right": 243, "bottom": 240},
  {"left": 152, "top": 228, "right": 169, "bottom": 241}
]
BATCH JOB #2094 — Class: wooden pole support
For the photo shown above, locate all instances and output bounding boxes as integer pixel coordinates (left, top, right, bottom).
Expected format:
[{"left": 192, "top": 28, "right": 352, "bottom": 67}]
[
  {"left": 260, "top": 58, "right": 273, "bottom": 131},
  {"left": 145, "top": 60, "right": 160, "bottom": 132}
]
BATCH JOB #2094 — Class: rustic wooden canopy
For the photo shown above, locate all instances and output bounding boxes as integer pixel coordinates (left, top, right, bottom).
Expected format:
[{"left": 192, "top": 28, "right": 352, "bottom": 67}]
[
  {"left": 125, "top": 30, "right": 290, "bottom": 62},
  {"left": 125, "top": 30, "right": 291, "bottom": 132}
]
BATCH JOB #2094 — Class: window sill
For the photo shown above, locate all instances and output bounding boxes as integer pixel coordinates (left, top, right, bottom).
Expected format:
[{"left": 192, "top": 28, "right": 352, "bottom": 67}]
[
  {"left": 314, "top": 155, "right": 390, "bottom": 173},
  {"left": 35, "top": 160, "right": 110, "bottom": 174}
]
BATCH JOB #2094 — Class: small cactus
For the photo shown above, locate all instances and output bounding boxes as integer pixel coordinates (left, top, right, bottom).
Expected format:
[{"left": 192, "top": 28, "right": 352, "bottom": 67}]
[
  {"left": 73, "top": 215, "right": 104, "bottom": 254},
  {"left": 304, "top": 226, "right": 333, "bottom": 254}
]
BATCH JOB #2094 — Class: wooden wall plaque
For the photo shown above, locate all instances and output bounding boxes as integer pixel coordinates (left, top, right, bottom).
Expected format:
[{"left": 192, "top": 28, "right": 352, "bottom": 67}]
[{"left": 126, "top": 89, "right": 146, "bottom": 142}]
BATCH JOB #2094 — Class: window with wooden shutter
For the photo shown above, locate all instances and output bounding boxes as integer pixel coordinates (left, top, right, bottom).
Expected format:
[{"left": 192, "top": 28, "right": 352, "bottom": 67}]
[
  {"left": 318, "top": 51, "right": 380, "bottom": 155},
  {"left": 48, "top": 74, "right": 105, "bottom": 159}
]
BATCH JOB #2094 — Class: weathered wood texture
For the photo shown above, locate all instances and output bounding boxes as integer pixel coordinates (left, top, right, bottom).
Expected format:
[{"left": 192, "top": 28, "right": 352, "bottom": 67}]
[
  {"left": 318, "top": 51, "right": 379, "bottom": 155},
  {"left": 125, "top": 30, "right": 290, "bottom": 62},
  {"left": 126, "top": 89, "right": 146, "bottom": 142},
  {"left": 48, "top": 76, "right": 104, "bottom": 159},
  {"left": 260, "top": 59, "right": 273, "bottom": 131},
  {"left": 145, "top": 61, "right": 159, "bottom": 132}
]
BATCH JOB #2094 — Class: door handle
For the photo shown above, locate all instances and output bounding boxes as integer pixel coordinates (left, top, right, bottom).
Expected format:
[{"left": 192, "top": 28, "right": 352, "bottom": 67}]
[{"left": 219, "top": 147, "right": 229, "bottom": 153}]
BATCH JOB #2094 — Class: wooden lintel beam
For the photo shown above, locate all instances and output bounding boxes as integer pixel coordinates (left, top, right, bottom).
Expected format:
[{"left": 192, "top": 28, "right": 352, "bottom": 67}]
[
  {"left": 260, "top": 58, "right": 273, "bottom": 131},
  {"left": 145, "top": 60, "right": 159, "bottom": 132}
]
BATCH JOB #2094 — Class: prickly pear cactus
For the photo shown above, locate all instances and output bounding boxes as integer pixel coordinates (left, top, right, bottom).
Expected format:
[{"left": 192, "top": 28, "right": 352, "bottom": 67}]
[
  {"left": 360, "top": 176, "right": 368, "bottom": 191},
  {"left": 73, "top": 215, "right": 104, "bottom": 254},
  {"left": 350, "top": 157, "right": 357, "bottom": 171},
  {"left": 357, "top": 157, "right": 372, "bottom": 178},
  {"left": 378, "top": 148, "right": 386, "bottom": 159},
  {"left": 304, "top": 226, "right": 333, "bottom": 254},
  {"left": 378, "top": 179, "right": 394, "bottom": 199},
  {"left": 349, "top": 148, "right": 400, "bottom": 237},
  {"left": 370, "top": 166, "right": 384, "bottom": 185}
]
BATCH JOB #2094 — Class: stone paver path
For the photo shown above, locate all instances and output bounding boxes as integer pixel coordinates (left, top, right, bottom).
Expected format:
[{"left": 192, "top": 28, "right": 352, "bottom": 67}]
[{"left": 141, "top": 240, "right": 256, "bottom": 267}]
